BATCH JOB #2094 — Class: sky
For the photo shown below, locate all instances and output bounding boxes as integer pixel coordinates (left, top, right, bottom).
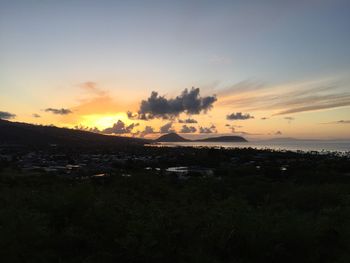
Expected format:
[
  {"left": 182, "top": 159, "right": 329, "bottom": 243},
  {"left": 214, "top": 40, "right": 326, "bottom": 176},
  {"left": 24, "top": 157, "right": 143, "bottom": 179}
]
[{"left": 0, "top": 0, "right": 349, "bottom": 140}]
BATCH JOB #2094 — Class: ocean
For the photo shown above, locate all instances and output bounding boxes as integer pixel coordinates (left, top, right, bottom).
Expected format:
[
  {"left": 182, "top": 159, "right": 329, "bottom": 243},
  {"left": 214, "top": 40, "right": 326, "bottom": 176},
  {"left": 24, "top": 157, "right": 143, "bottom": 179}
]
[{"left": 152, "top": 140, "right": 350, "bottom": 153}]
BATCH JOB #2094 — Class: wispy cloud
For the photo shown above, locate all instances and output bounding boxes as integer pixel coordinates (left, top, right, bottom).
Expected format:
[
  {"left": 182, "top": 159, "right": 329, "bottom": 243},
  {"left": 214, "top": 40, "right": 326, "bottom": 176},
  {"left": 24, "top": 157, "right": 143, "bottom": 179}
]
[
  {"left": 321, "top": 120, "right": 350, "bottom": 124},
  {"left": 209, "top": 55, "right": 232, "bottom": 65},
  {"left": 79, "top": 81, "right": 106, "bottom": 96},
  {"left": 218, "top": 77, "right": 350, "bottom": 116}
]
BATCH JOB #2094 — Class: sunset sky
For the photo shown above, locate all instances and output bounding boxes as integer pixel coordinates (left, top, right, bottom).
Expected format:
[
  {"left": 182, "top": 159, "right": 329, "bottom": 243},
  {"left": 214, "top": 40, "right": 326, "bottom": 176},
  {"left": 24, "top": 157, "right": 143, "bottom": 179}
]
[{"left": 1, "top": 0, "right": 349, "bottom": 139}]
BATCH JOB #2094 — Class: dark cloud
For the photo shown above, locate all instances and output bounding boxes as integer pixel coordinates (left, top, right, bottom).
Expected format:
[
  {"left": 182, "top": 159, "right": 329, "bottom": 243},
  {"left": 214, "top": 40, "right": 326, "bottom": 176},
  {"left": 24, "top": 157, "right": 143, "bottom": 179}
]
[
  {"left": 178, "top": 118, "right": 198, "bottom": 123},
  {"left": 160, "top": 122, "right": 175, "bottom": 134},
  {"left": 275, "top": 131, "right": 282, "bottom": 135},
  {"left": 336, "top": 120, "right": 350, "bottom": 124},
  {"left": 102, "top": 120, "right": 139, "bottom": 134},
  {"left": 139, "top": 126, "right": 156, "bottom": 137},
  {"left": 32, "top": 113, "right": 41, "bottom": 118},
  {"left": 45, "top": 108, "right": 72, "bottom": 115},
  {"left": 226, "top": 112, "right": 254, "bottom": 120},
  {"left": 261, "top": 117, "right": 269, "bottom": 120},
  {"left": 133, "top": 87, "right": 216, "bottom": 120},
  {"left": 0, "top": 111, "right": 16, "bottom": 120},
  {"left": 199, "top": 125, "right": 217, "bottom": 134},
  {"left": 180, "top": 125, "right": 197, "bottom": 133}
]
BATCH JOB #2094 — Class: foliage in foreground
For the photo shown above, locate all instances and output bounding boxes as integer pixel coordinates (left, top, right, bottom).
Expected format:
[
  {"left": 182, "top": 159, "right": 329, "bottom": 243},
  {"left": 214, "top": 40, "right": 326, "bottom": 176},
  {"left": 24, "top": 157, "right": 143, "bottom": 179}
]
[{"left": 1, "top": 166, "right": 350, "bottom": 263}]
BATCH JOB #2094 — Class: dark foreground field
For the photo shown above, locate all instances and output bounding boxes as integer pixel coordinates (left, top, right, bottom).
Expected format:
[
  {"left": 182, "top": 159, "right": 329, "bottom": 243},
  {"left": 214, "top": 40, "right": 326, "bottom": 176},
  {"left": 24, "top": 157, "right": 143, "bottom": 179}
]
[{"left": 1, "top": 148, "right": 350, "bottom": 263}]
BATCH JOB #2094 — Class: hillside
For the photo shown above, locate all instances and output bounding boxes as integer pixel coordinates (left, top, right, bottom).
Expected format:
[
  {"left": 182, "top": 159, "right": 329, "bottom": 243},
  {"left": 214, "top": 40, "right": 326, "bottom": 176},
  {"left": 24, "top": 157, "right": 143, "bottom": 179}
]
[{"left": 0, "top": 119, "right": 148, "bottom": 148}]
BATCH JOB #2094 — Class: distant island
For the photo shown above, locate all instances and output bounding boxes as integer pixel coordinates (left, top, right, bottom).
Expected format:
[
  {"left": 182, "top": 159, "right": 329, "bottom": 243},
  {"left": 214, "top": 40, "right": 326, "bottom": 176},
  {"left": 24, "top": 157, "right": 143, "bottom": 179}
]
[
  {"left": 195, "top": 135, "right": 248, "bottom": 142},
  {"left": 156, "top": 132, "right": 247, "bottom": 143},
  {"left": 155, "top": 132, "right": 190, "bottom": 142}
]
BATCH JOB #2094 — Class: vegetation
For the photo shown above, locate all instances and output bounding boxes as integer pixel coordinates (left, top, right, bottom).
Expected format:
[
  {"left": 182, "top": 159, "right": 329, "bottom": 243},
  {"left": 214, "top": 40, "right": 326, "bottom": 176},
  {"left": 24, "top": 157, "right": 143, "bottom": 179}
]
[{"left": 1, "top": 154, "right": 350, "bottom": 263}]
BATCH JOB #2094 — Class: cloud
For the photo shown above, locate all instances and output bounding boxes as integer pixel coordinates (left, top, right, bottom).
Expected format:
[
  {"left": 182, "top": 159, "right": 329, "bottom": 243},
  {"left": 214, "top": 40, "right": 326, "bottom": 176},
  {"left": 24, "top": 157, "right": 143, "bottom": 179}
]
[
  {"left": 261, "top": 117, "right": 269, "bottom": 120},
  {"left": 275, "top": 131, "right": 282, "bottom": 135},
  {"left": 284, "top": 116, "right": 295, "bottom": 123},
  {"left": 0, "top": 111, "right": 16, "bottom": 120},
  {"left": 226, "top": 124, "right": 243, "bottom": 128},
  {"left": 275, "top": 97, "right": 350, "bottom": 115},
  {"left": 101, "top": 120, "right": 139, "bottom": 134},
  {"left": 160, "top": 122, "right": 175, "bottom": 133},
  {"left": 45, "top": 108, "right": 72, "bottom": 115},
  {"left": 133, "top": 87, "right": 217, "bottom": 120},
  {"left": 178, "top": 118, "right": 198, "bottom": 123},
  {"left": 209, "top": 55, "right": 232, "bottom": 65},
  {"left": 226, "top": 125, "right": 242, "bottom": 133},
  {"left": 199, "top": 125, "right": 217, "bottom": 134},
  {"left": 32, "top": 113, "right": 41, "bottom": 118},
  {"left": 217, "top": 80, "right": 265, "bottom": 97},
  {"left": 321, "top": 120, "right": 350, "bottom": 124},
  {"left": 228, "top": 126, "right": 236, "bottom": 133},
  {"left": 79, "top": 81, "right": 106, "bottom": 96},
  {"left": 226, "top": 112, "right": 254, "bottom": 120},
  {"left": 139, "top": 126, "right": 156, "bottom": 137},
  {"left": 226, "top": 125, "right": 257, "bottom": 135},
  {"left": 180, "top": 125, "right": 197, "bottom": 133},
  {"left": 219, "top": 78, "right": 350, "bottom": 116},
  {"left": 127, "top": 111, "right": 138, "bottom": 120}
]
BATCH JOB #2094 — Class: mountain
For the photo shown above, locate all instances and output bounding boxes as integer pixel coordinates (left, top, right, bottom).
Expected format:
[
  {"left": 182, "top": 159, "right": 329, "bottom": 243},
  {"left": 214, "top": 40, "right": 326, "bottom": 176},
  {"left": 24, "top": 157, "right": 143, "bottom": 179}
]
[
  {"left": 196, "top": 136, "right": 247, "bottom": 142},
  {"left": 0, "top": 119, "right": 149, "bottom": 148},
  {"left": 155, "top": 133, "right": 247, "bottom": 142},
  {"left": 155, "top": 133, "right": 190, "bottom": 142}
]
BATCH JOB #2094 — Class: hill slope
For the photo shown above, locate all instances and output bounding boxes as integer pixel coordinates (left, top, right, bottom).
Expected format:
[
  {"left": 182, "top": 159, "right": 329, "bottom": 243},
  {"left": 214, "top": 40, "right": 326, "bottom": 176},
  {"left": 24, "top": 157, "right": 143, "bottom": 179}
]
[{"left": 0, "top": 119, "right": 148, "bottom": 148}]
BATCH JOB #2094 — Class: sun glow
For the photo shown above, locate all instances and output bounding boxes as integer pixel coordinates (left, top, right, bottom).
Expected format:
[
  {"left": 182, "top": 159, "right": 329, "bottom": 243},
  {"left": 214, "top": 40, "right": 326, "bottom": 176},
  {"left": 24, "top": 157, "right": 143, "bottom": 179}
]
[{"left": 79, "top": 113, "right": 129, "bottom": 130}]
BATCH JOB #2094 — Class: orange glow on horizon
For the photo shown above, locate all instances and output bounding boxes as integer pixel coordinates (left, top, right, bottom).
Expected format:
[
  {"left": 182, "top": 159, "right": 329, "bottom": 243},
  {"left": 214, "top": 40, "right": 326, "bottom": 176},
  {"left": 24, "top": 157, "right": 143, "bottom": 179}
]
[{"left": 78, "top": 113, "right": 129, "bottom": 130}]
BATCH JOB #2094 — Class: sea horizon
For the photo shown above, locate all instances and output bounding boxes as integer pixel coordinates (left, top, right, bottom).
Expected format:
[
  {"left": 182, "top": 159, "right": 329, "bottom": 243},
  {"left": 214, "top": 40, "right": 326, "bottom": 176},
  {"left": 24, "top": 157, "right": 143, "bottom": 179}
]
[{"left": 152, "top": 140, "right": 350, "bottom": 153}]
